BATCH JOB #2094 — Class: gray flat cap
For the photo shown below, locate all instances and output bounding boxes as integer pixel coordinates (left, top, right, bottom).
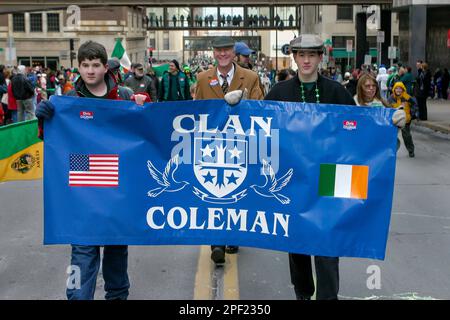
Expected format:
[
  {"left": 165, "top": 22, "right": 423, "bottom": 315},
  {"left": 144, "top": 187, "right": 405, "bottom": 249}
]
[
  {"left": 212, "top": 36, "right": 235, "bottom": 48},
  {"left": 107, "top": 58, "right": 120, "bottom": 72},
  {"left": 290, "top": 34, "right": 324, "bottom": 53}
]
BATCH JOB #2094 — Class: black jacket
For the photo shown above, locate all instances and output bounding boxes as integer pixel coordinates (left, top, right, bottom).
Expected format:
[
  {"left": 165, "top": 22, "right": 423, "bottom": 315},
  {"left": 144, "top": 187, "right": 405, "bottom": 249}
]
[
  {"left": 265, "top": 74, "right": 355, "bottom": 106},
  {"left": 11, "top": 74, "right": 35, "bottom": 100}
]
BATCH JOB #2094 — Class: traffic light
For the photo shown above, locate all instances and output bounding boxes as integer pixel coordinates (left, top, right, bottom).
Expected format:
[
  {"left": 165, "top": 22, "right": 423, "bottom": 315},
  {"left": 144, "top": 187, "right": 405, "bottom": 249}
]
[
  {"left": 70, "top": 52, "right": 77, "bottom": 60},
  {"left": 70, "top": 39, "right": 74, "bottom": 51}
]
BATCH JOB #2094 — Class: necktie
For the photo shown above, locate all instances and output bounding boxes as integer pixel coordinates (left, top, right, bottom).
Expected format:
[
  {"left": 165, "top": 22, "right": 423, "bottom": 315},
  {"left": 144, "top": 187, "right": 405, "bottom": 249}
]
[{"left": 220, "top": 74, "right": 229, "bottom": 94}]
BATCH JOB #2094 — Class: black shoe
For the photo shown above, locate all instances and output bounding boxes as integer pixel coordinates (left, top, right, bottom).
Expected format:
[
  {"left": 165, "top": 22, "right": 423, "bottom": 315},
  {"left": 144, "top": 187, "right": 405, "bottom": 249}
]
[
  {"left": 409, "top": 151, "right": 415, "bottom": 158},
  {"left": 294, "top": 287, "right": 311, "bottom": 300},
  {"left": 211, "top": 247, "right": 225, "bottom": 265},
  {"left": 225, "top": 246, "right": 239, "bottom": 254}
]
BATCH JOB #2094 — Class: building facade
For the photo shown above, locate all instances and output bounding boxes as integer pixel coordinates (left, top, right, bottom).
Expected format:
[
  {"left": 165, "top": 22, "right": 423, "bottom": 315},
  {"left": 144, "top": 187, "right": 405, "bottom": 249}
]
[
  {"left": 145, "top": 5, "right": 400, "bottom": 72},
  {"left": 393, "top": 0, "right": 450, "bottom": 72},
  {"left": 0, "top": 6, "right": 148, "bottom": 69}
]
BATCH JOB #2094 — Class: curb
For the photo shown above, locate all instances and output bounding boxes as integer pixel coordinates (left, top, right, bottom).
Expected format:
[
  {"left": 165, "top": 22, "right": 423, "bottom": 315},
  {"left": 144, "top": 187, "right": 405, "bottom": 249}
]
[{"left": 413, "top": 121, "right": 450, "bottom": 134}]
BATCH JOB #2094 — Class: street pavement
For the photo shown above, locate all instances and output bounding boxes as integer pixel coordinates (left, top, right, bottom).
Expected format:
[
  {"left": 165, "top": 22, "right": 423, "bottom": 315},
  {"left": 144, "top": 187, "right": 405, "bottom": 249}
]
[
  {"left": 1, "top": 99, "right": 449, "bottom": 300},
  {"left": 415, "top": 99, "right": 450, "bottom": 134}
]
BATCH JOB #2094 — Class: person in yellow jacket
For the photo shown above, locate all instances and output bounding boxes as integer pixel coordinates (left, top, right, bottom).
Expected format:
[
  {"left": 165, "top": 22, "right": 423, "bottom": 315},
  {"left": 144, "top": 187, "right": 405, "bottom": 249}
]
[{"left": 388, "top": 81, "right": 416, "bottom": 157}]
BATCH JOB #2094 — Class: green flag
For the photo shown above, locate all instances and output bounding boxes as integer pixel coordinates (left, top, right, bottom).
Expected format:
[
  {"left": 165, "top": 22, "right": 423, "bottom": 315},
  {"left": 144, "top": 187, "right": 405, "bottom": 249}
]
[{"left": 111, "top": 38, "right": 131, "bottom": 71}]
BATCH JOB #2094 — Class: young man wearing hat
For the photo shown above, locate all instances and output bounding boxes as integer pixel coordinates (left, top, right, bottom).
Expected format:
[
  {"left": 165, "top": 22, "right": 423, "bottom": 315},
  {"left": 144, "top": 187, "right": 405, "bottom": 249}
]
[
  {"left": 265, "top": 34, "right": 405, "bottom": 300},
  {"left": 195, "top": 36, "right": 264, "bottom": 265}
]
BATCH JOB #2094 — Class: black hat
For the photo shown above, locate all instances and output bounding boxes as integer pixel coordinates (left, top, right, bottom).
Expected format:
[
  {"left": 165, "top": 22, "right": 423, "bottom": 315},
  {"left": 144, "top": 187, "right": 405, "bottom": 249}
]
[
  {"left": 171, "top": 59, "right": 180, "bottom": 71},
  {"left": 107, "top": 58, "right": 120, "bottom": 72},
  {"left": 211, "top": 36, "right": 234, "bottom": 49}
]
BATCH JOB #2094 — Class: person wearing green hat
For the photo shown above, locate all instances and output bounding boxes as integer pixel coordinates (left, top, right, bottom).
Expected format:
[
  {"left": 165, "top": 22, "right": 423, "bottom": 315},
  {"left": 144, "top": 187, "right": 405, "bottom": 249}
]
[{"left": 183, "top": 65, "right": 196, "bottom": 87}]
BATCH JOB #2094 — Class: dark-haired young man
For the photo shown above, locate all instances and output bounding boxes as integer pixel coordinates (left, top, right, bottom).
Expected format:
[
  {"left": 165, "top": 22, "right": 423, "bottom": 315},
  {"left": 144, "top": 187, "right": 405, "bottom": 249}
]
[{"left": 36, "top": 40, "right": 147, "bottom": 300}]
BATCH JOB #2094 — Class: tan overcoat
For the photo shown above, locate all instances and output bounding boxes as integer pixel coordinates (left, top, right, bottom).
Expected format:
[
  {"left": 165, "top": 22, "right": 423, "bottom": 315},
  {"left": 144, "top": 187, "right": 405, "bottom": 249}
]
[{"left": 195, "top": 63, "right": 264, "bottom": 100}]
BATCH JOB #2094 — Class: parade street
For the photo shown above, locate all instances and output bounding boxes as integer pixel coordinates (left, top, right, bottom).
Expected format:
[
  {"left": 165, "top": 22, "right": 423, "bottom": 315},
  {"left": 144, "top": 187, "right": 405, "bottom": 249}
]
[{"left": 1, "top": 102, "right": 449, "bottom": 300}]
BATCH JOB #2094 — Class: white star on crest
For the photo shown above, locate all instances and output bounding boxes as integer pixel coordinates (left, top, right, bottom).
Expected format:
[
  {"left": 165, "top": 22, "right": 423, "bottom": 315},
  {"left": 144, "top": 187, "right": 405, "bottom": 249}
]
[
  {"left": 228, "top": 146, "right": 243, "bottom": 159},
  {"left": 201, "top": 144, "right": 214, "bottom": 158}
]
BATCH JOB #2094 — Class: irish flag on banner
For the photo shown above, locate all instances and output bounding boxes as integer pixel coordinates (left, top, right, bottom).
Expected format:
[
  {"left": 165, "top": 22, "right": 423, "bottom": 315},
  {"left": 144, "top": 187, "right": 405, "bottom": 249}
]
[
  {"left": 111, "top": 38, "right": 131, "bottom": 72},
  {"left": 319, "top": 164, "right": 369, "bottom": 199},
  {"left": 0, "top": 120, "right": 43, "bottom": 182}
]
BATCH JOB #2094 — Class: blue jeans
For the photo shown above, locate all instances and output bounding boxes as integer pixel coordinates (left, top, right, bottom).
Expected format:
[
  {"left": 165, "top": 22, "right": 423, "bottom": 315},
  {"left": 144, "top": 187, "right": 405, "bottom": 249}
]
[{"left": 66, "top": 245, "right": 130, "bottom": 300}]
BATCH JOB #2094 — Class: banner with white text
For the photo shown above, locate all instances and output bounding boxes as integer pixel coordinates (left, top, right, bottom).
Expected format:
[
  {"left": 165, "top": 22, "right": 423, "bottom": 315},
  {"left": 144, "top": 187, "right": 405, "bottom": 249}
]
[{"left": 44, "top": 96, "right": 397, "bottom": 259}]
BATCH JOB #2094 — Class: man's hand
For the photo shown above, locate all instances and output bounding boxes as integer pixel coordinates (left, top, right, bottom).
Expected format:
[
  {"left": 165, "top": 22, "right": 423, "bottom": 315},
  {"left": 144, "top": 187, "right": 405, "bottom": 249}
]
[
  {"left": 131, "top": 93, "right": 151, "bottom": 105},
  {"left": 392, "top": 109, "right": 406, "bottom": 128},
  {"left": 35, "top": 100, "right": 55, "bottom": 120},
  {"left": 224, "top": 88, "right": 248, "bottom": 106},
  {"left": 134, "top": 94, "right": 148, "bottom": 106}
]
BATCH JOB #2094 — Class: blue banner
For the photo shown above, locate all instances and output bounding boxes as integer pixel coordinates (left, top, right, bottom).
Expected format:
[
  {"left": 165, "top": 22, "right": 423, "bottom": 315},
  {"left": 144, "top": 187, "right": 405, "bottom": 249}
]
[{"left": 44, "top": 96, "right": 397, "bottom": 260}]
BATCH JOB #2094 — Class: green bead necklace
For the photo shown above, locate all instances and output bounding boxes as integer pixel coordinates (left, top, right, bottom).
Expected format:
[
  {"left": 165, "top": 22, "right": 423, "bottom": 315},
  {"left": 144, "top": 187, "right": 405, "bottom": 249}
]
[{"left": 300, "top": 81, "right": 320, "bottom": 103}]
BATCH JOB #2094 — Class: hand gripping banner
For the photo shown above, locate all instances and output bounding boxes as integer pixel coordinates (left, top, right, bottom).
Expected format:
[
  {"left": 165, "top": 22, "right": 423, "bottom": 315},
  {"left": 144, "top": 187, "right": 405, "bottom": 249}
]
[{"left": 44, "top": 96, "right": 397, "bottom": 259}]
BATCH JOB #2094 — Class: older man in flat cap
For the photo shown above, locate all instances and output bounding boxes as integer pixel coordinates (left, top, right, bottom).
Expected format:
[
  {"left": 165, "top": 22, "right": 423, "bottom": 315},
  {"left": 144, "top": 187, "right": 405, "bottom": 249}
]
[
  {"left": 195, "top": 36, "right": 264, "bottom": 265},
  {"left": 265, "top": 34, "right": 405, "bottom": 300},
  {"left": 195, "top": 36, "right": 263, "bottom": 102}
]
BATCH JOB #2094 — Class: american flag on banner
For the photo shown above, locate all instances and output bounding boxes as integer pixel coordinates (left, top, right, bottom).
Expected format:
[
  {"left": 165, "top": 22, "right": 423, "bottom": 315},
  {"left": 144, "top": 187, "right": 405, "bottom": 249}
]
[{"left": 69, "top": 154, "right": 119, "bottom": 187}]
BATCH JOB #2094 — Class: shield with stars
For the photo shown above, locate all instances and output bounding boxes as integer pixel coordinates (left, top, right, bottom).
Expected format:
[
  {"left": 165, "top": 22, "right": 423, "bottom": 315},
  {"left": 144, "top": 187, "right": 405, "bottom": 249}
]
[{"left": 193, "top": 137, "right": 247, "bottom": 199}]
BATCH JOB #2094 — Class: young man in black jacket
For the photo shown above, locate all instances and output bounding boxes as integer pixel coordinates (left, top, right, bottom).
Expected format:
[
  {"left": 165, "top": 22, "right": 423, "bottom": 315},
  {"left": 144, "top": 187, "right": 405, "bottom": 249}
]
[
  {"left": 265, "top": 34, "right": 405, "bottom": 300},
  {"left": 265, "top": 34, "right": 355, "bottom": 301}
]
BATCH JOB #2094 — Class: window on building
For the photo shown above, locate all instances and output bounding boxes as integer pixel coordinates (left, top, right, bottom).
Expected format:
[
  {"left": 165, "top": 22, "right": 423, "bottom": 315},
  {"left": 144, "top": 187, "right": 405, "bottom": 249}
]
[
  {"left": 163, "top": 32, "right": 169, "bottom": 50},
  {"left": 12, "top": 13, "right": 25, "bottom": 32},
  {"left": 30, "top": 13, "right": 43, "bottom": 32},
  {"left": 149, "top": 37, "right": 156, "bottom": 49},
  {"left": 317, "top": 6, "right": 322, "bottom": 24},
  {"left": 336, "top": 5, "right": 353, "bottom": 21},
  {"left": 367, "top": 36, "right": 377, "bottom": 48},
  {"left": 18, "top": 57, "right": 31, "bottom": 66},
  {"left": 393, "top": 36, "right": 399, "bottom": 47},
  {"left": 31, "top": 57, "right": 45, "bottom": 68},
  {"left": 47, "top": 13, "right": 60, "bottom": 32},
  {"left": 332, "top": 36, "right": 355, "bottom": 48}
]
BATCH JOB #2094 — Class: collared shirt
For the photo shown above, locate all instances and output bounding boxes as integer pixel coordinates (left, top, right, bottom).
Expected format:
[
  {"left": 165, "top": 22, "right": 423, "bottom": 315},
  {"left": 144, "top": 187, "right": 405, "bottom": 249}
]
[{"left": 217, "top": 64, "right": 235, "bottom": 87}]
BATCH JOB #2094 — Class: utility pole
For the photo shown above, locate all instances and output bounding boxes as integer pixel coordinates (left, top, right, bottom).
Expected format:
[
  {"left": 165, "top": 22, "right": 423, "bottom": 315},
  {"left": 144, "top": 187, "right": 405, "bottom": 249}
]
[
  {"left": 69, "top": 39, "right": 75, "bottom": 68},
  {"left": 275, "top": 28, "right": 278, "bottom": 73}
]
